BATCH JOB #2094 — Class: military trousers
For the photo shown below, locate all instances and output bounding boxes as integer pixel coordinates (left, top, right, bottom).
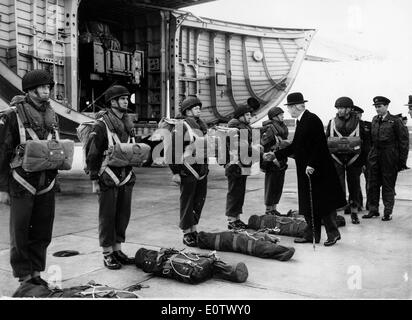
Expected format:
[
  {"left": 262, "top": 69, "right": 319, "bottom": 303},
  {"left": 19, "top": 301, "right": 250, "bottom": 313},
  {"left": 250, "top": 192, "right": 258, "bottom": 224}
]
[
  {"left": 179, "top": 174, "right": 208, "bottom": 230},
  {"left": 225, "top": 175, "right": 248, "bottom": 218},
  {"left": 334, "top": 161, "right": 362, "bottom": 211},
  {"left": 367, "top": 153, "right": 398, "bottom": 215},
  {"left": 98, "top": 183, "right": 134, "bottom": 248},
  {"left": 9, "top": 189, "right": 55, "bottom": 278},
  {"left": 264, "top": 169, "right": 286, "bottom": 206}
]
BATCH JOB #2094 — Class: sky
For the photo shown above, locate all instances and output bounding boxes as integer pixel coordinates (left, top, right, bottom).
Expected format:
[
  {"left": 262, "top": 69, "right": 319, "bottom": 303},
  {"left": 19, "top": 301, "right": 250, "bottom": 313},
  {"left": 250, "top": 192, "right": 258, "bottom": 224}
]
[{"left": 186, "top": 0, "right": 412, "bottom": 123}]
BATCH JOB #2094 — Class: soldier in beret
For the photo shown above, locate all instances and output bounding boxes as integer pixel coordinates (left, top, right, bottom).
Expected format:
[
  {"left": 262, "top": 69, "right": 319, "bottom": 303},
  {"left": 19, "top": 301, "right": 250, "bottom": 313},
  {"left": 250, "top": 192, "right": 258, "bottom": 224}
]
[{"left": 362, "top": 96, "right": 409, "bottom": 221}]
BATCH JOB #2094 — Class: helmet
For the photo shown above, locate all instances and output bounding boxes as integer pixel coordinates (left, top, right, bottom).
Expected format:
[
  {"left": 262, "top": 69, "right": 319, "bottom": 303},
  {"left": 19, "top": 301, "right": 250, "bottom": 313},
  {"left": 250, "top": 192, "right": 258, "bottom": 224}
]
[
  {"left": 22, "top": 69, "right": 55, "bottom": 92},
  {"left": 267, "top": 107, "right": 284, "bottom": 119},
  {"left": 181, "top": 96, "right": 202, "bottom": 113},
  {"left": 104, "top": 85, "right": 130, "bottom": 104},
  {"left": 334, "top": 97, "right": 354, "bottom": 109}
]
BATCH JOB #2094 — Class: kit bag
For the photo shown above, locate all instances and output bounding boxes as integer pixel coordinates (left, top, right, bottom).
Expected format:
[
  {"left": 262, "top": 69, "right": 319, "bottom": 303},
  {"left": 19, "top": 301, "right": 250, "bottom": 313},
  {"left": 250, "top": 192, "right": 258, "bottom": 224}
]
[
  {"left": 197, "top": 231, "right": 295, "bottom": 261},
  {"left": 247, "top": 214, "right": 307, "bottom": 238},
  {"left": 135, "top": 248, "right": 214, "bottom": 284}
]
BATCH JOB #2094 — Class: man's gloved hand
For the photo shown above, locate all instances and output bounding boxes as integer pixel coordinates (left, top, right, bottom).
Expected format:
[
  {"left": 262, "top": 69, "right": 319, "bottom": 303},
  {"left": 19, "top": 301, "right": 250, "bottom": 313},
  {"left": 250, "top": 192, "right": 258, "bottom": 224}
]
[
  {"left": 172, "top": 174, "right": 181, "bottom": 186},
  {"left": 263, "top": 152, "right": 276, "bottom": 162},
  {"left": 0, "top": 191, "right": 10, "bottom": 206}
]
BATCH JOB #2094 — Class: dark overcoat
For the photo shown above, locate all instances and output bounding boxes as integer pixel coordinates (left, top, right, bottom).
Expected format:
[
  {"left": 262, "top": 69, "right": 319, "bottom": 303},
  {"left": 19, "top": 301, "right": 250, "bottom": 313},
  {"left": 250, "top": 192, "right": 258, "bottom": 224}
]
[{"left": 275, "top": 110, "right": 346, "bottom": 216}]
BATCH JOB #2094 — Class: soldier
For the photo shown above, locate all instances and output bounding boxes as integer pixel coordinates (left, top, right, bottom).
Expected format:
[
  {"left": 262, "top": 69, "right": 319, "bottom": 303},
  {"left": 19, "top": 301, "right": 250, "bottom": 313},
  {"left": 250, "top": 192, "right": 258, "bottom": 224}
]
[
  {"left": 225, "top": 106, "right": 258, "bottom": 230},
  {"left": 170, "top": 97, "right": 208, "bottom": 247},
  {"left": 362, "top": 96, "right": 409, "bottom": 221},
  {"left": 326, "top": 97, "right": 366, "bottom": 224},
  {"left": 85, "top": 85, "right": 136, "bottom": 269},
  {"left": 352, "top": 105, "right": 371, "bottom": 211},
  {"left": 0, "top": 70, "right": 60, "bottom": 287},
  {"left": 260, "top": 106, "right": 289, "bottom": 216}
]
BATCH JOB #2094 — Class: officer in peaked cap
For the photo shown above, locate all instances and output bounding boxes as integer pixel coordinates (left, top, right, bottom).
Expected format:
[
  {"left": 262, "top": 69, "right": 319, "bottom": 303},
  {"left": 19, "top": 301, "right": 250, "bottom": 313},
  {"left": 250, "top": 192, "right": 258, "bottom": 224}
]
[{"left": 363, "top": 96, "right": 409, "bottom": 221}]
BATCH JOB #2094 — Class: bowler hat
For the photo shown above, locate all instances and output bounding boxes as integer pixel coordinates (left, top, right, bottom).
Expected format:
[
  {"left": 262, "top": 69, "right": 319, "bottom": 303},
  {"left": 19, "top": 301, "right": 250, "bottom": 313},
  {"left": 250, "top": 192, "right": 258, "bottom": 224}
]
[
  {"left": 284, "top": 92, "right": 307, "bottom": 106},
  {"left": 352, "top": 105, "right": 364, "bottom": 114},
  {"left": 247, "top": 97, "right": 260, "bottom": 111},
  {"left": 233, "top": 105, "right": 251, "bottom": 119},
  {"left": 268, "top": 107, "right": 284, "bottom": 119},
  {"left": 404, "top": 95, "right": 412, "bottom": 106},
  {"left": 373, "top": 96, "right": 390, "bottom": 106},
  {"left": 335, "top": 97, "right": 354, "bottom": 109}
]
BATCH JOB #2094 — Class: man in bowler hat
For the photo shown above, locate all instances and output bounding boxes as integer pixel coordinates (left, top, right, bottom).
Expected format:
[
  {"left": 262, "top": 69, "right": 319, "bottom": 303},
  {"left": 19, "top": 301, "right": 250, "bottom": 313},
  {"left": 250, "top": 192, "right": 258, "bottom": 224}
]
[
  {"left": 362, "top": 96, "right": 409, "bottom": 221},
  {"left": 272, "top": 92, "right": 346, "bottom": 246},
  {"left": 406, "top": 95, "right": 412, "bottom": 119}
]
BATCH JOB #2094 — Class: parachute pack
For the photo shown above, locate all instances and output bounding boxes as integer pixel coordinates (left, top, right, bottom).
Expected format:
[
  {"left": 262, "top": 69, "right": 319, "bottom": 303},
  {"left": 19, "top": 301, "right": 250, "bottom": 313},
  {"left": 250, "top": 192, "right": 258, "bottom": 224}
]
[
  {"left": 76, "top": 112, "right": 150, "bottom": 176},
  {"left": 135, "top": 248, "right": 248, "bottom": 284}
]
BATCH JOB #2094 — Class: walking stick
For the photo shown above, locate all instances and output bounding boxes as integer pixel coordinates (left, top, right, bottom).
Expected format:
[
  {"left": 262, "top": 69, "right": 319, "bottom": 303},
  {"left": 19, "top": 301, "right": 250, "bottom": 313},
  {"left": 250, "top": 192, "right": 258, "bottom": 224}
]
[{"left": 306, "top": 172, "right": 316, "bottom": 251}]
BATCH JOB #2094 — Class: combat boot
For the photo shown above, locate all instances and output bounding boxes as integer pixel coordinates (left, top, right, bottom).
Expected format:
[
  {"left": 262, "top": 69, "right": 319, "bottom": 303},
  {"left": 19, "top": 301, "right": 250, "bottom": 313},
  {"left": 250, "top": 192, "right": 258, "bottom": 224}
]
[
  {"left": 362, "top": 211, "right": 379, "bottom": 219},
  {"left": 382, "top": 215, "right": 392, "bottom": 221},
  {"left": 351, "top": 213, "right": 360, "bottom": 224}
]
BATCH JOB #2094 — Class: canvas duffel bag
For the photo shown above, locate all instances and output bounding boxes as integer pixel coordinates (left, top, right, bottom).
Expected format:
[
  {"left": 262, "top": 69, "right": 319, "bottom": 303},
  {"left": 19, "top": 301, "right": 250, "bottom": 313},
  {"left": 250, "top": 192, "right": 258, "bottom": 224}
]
[
  {"left": 197, "top": 231, "right": 295, "bottom": 261},
  {"left": 248, "top": 214, "right": 307, "bottom": 238}
]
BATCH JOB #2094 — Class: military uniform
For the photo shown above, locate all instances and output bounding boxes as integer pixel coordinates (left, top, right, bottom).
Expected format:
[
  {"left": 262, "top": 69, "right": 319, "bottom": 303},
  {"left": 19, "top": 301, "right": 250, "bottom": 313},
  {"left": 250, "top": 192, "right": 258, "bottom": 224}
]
[
  {"left": 85, "top": 85, "right": 136, "bottom": 268},
  {"left": 0, "top": 70, "right": 58, "bottom": 283},
  {"left": 169, "top": 97, "right": 208, "bottom": 246},
  {"left": 326, "top": 97, "right": 367, "bottom": 224},
  {"left": 260, "top": 107, "right": 289, "bottom": 214},
  {"left": 365, "top": 96, "right": 409, "bottom": 220},
  {"left": 225, "top": 106, "right": 257, "bottom": 228}
]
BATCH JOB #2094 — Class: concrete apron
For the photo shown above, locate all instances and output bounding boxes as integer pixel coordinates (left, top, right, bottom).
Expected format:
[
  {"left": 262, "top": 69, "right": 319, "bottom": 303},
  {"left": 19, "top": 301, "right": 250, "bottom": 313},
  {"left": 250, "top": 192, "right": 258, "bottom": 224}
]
[{"left": 0, "top": 158, "right": 412, "bottom": 299}]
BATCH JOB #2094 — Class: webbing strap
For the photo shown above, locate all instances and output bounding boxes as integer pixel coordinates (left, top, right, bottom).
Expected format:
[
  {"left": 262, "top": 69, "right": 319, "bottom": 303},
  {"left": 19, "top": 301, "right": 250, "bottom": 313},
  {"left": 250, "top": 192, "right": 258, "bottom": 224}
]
[
  {"left": 15, "top": 112, "right": 27, "bottom": 144},
  {"left": 182, "top": 160, "right": 206, "bottom": 181},
  {"left": 332, "top": 153, "right": 359, "bottom": 167},
  {"left": 12, "top": 170, "right": 55, "bottom": 195},
  {"left": 102, "top": 167, "right": 132, "bottom": 187},
  {"left": 247, "top": 240, "right": 253, "bottom": 255},
  {"left": 232, "top": 234, "right": 238, "bottom": 251},
  {"left": 214, "top": 234, "right": 220, "bottom": 250},
  {"left": 331, "top": 119, "right": 360, "bottom": 138}
]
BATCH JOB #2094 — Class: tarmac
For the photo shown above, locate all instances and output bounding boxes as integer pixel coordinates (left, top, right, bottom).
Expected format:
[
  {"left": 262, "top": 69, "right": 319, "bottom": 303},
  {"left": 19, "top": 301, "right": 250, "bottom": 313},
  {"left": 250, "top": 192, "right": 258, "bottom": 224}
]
[{"left": 0, "top": 149, "right": 411, "bottom": 299}]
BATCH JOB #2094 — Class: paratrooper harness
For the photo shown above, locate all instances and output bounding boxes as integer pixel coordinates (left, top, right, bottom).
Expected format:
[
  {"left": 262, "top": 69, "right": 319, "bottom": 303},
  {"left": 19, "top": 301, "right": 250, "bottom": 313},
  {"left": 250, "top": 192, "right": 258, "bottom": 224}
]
[
  {"left": 156, "top": 118, "right": 207, "bottom": 181},
  {"left": 327, "top": 118, "right": 362, "bottom": 167},
  {"left": 10, "top": 104, "right": 74, "bottom": 195},
  {"left": 98, "top": 116, "right": 150, "bottom": 186}
]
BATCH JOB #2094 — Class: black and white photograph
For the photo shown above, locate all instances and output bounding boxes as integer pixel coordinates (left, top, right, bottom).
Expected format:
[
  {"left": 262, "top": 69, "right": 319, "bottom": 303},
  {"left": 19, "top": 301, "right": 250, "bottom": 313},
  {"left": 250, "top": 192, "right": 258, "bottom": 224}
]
[{"left": 0, "top": 0, "right": 411, "bottom": 306}]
